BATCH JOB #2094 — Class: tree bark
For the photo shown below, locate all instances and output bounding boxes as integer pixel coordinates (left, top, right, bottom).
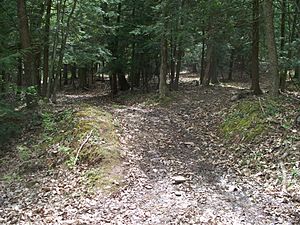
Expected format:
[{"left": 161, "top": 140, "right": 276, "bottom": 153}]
[
  {"left": 251, "top": 0, "right": 263, "bottom": 95},
  {"left": 200, "top": 31, "right": 205, "bottom": 84},
  {"left": 17, "top": 0, "right": 33, "bottom": 87},
  {"left": 174, "top": 43, "right": 183, "bottom": 90},
  {"left": 203, "top": 42, "right": 217, "bottom": 86},
  {"left": 42, "top": 0, "right": 52, "bottom": 96},
  {"left": 51, "top": 0, "right": 77, "bottom": 102},
  {"left": 170, "top": 35, "right": 176, "bottom": 89},
  {"left": 228, "top": 49, "right": 234, "bottom": 81},
  {"left": 159, "top": 37, "right": 168, "bottom": 98},
  {"left": 263, "top": 0, "right": 280, "bottom": 97},
  {"left": 279, "top": 0, "right": 287, "bottom": 91},
  {"left": 294, "top": 0, "right": 300, "bottom": 81},
  {"left": 17, "top": 57, "right": 23, "bottom": 86},
  {"left": 63, "top": 64, "right": 68, "bottom": 85}
]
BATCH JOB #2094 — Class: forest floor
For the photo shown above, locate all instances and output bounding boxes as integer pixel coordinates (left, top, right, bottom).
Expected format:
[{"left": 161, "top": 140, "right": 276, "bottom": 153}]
[{"left": 1, "top": 74, "right": 300, "bottom": 224}]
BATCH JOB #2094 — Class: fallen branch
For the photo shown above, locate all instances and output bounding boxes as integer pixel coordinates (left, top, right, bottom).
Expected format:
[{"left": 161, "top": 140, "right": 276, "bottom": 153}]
[
  {"left": 73, "top": 129, "right": 94, "bottom": 166},
  {"left": 280, "top": 161, "right": 288, "bottom": 193},
  {"left": 258, "top": 97, "right": 265, "bottom": 115}
]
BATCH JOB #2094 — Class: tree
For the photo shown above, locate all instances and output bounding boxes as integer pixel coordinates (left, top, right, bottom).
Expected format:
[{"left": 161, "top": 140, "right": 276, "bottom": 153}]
[
  {"left": 42, "top": 0, "right": 52, "bottom": 96},
  {"left": 159, "top": 1, "right": 168, "bottom": 98},
  {"left": 263, "top": 0, "right": 279, "bottom": 97},
  {"left": 17, "top": 0, "right": 33, "bottom": 87},
  {"left": 250, "top": 0, "right": 262, "bottom": 95}
]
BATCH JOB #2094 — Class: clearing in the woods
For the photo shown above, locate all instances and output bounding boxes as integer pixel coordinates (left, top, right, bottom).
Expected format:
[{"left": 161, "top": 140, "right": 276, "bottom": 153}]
[{"left": 0, "top": 74, "right": 300, "bottom": 224}]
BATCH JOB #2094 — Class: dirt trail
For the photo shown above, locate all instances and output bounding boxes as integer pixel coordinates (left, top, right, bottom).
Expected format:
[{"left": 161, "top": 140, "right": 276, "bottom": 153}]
[
  {"left": 0, "top": 79, "right": 298, "bottom": 224},
  {"left": 108, "top": 86, "right": 295, "bottom": 224}
]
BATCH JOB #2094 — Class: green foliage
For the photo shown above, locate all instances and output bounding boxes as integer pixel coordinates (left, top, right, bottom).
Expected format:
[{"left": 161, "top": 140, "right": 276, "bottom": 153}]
[
  {"left": 40, "top": 109, "right": 74, "bottom": 146},
  {"left": 17, "top": 145, "right": 31, "bottom": 161},
  {"left": 84, "top": 163, "right": 123, "bottom": 193},
  {"left": 2, "top": 172, "right": 21, "bottom": 183},
  {"left": 0, "top": 102, "right": 23, "bottom": 145},
  {"left": 221, "top": 99, "right": 282, "bottom": 142},
  {"left": 115, "top": 92, "right": 177, "bottom": 107},
  {"left": 38, "top": 105, "right": 120, "bottom": 169}
]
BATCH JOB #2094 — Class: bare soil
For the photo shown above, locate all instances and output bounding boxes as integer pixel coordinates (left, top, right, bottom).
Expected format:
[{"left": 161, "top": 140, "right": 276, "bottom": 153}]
[{"left": 0, "top": 75, "right": 299, "bottom": 224}]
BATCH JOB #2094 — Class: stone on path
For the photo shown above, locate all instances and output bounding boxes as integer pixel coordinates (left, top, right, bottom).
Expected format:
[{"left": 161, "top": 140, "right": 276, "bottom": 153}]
[
  {"left": 174, "top": 191, "right": 182, "bottom": 196},
  {"left": 172, "top": 176, "right": 187, "bottom": 184}
]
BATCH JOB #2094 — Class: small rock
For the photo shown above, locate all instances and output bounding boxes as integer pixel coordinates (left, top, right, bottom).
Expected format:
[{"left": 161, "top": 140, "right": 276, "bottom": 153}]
[
  {"left": 172, "top": 176, "right": 187, "bottom": 184},
  {"left": 230, "top": 95, "right": 240, "bottom": 101},
  {"left": 174, "top": 191, "right": 182, "bottom": 196},
  {"left": 144, "top": 185, "right": 153, "bottom": 190},
  {"left": 295, "top": 114, "right": 300, "bottom": 126},
  {"left": 184, "top": 142, "right": 195, "bottom": 147},
  {"left": 128, "top": 204, "right": 137, "bottom": 210},
  {"left": 228, "top": 185, "right": 239, "bottom": 192}
]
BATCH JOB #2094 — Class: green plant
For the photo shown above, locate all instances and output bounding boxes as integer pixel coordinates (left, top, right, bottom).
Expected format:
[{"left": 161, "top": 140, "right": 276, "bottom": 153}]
[
  {"left": 2, "top": 172, "right": 21, "bottom": 183},
  {"left": 220, "top": 98, "right": 283, "bottom": 142},
  {"left": 291, "top": 166, "right": 300, "bottom": 179},
  {"left": 17, "top": 145, "right": 30, "bottom": 161},
  {"left": 0, "top": 101, "right": 24, "bottom": 145}
]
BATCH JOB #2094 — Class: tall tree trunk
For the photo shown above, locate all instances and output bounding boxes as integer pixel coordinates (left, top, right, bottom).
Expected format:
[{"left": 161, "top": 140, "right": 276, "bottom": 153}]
[
  {"left": 47, "top": 0, "right": 63, "bottom": 99},
  {"left": 17, "top": 0, "right": 33, "bottom": 87},
  {"left": 264, "top": 0, "right": 280, "bottom": 97},
  {"left": 174, "top": 43, "right": 183, "bottom": 90},
  {"left": 173, "top": 0, "right": 184, "bottom": 90},
  {"left": 279, "top": 0, "right": 287, "bottom": 91},
  {"left": 31, "top": 1, "right": 45, "bottom": 94},
  {"left": 200, "top": 31, "right": 206, "bottom": 84},
  {"left": 170, "top": 35, "right": 176, "bottom": 89},
  {"left": 159, "top": 37, "right": 168, "bottom": 98},
  {"left": 294, "top": 0, "right": 300, "bottom": 81},
  {"left": 42, "top": 0, "right": 52, "bottom": 97},
  {"left": 210, "top": 51, "right": 219, "bottom": 84},
  {"left": 51, "top": 0, "right": 77, "bottom": 102},
  {"left": 228, "top": 49, "right": 234, "bottom": 81},
  {"left": 79, "top": 67, "right": 87, "bottom": 89},
  {"left": 63, "top": 64, "right": 68, "bottom": 85},
  {"left": 71, "top": 63, "right": 77, "bottom": 88},
  {"left": 34, "top": 52, "right": 41, "bottom": 94},
  {"left": 203, "top": 42, "right": 214, "bottom": 86},
  {"left": 17, "top": 57, "right": 23, "bottom": 86},
  {"left": 116, "top": 3, "right": 130, "bottom": 92},
  {"left": 251, "top": 0, "right": 263, "bottom": 95}
]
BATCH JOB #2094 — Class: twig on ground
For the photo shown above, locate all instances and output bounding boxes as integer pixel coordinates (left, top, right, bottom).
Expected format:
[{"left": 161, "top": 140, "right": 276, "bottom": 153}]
[
  {"left": 258, "top": 97, "right": 265, "bottom": 115},
  {"left": 74, "top": 129, "right": 94, "bottom": 166},
  {"left": 280, "top": 161, "right": 288, "bottom": 193}
]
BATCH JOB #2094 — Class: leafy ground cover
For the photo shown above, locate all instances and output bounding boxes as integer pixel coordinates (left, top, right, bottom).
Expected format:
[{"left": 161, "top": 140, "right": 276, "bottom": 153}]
[
  {"left": 220, "top": 95, "right": 300, "bottom": 195},
  {"left": 0, "top": 75, "right": 299, "bottom": 224}
]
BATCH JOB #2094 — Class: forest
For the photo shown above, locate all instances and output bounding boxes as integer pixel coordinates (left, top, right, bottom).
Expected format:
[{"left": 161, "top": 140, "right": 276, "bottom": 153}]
[{"left": 0, "top": 0, "right": 300, "bottom": 224}]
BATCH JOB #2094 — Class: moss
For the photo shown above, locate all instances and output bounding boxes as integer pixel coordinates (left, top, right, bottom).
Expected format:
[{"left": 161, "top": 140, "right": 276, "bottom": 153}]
[
  {"left": 220, "top": 98, "right": 283, "bottom": 142},
  {"left": 37, "top": 105, "right": 121, "bottom": 170},
  {"left": 72, "top": 106, "right": 120, "bottom": 165},
  {"left": 85, "top": 162, "right": 123, "bottom": 193}
]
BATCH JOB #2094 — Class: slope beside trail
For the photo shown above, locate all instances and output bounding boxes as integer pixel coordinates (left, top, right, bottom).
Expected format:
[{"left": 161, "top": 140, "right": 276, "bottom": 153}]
[
  {"left": 107, "top": 85, "right": 298, "bottom": 224},
  {"left": 0, "top": 77, "right": 299, "bottom": 224}
]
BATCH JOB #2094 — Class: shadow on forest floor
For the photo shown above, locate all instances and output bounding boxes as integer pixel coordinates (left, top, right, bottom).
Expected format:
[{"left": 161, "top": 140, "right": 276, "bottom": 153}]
[{"left": 0, "top": 73, "right": 300, "bottom": 224}]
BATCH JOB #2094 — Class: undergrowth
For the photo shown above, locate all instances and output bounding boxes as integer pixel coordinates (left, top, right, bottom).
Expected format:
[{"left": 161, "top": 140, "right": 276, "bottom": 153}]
[
  {"left": 38, "top": 105, "right": 120, "bottom": 168},
  {"left": 221, "top": 98, "right": 285, "bottom": 142},
  {"left": 1, "top": 103, "right": 122, "bottom": 192},
  {"left": 0, "top": 101, "right": 24, "bottom": 145},
  {"left": 116, "top": 91, "right": 178, "bottom": 107},
  {"left": 221, "top": 96, "right": 300, "bottom": 191}
]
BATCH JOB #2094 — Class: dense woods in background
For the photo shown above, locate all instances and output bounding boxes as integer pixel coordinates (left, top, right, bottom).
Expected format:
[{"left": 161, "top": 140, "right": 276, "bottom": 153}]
[
  {"left": 1, "top": 1, "right": 300, "bottom": 222},
  {"left": 0, "top": 0, "right": 300, "bottom": 102}
]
